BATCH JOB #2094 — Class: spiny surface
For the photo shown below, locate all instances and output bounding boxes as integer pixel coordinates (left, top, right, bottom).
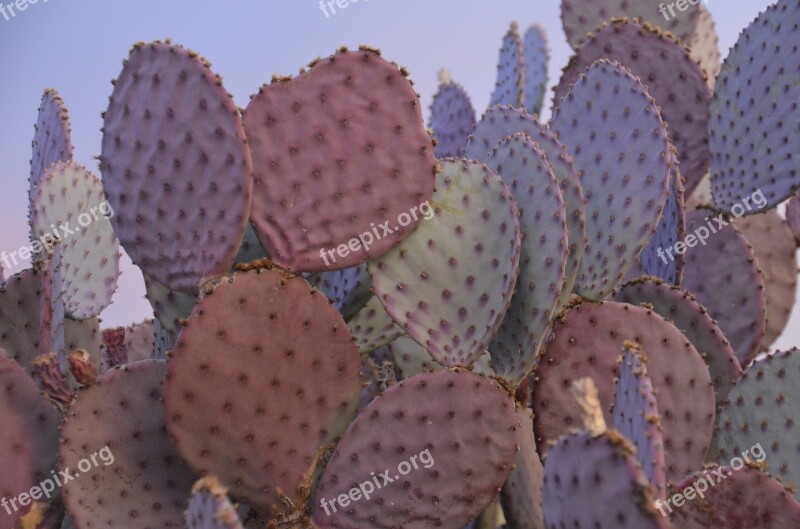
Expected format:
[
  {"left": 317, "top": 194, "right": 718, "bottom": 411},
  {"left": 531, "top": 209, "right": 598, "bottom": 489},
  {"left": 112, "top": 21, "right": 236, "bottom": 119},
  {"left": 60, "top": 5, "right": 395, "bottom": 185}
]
[
  {"left": 369, "top": 159, "right": 521, "bottom": 368},
  {"left": 533, "top": 300, "right": 714, "bottom": 481},
  {"left": 0, "top": 268, "right": 48, "bottom": 375},
  {"left": 123, "top": 319, "right": 155, "bottom": 362},
  {"left": 185, "top": 477, "right": 244, "bottom": 529},
  {"left": 682, "top": 209, "right": 767, "bottom": 367},
  {"left": 717, "top": 349, "right": 800, "bottom": 501},
  {"left": 543, "top": 430, "right": 669, "bottom": 529},
  {"left": 710, "top": 0, "right": 800, "bottom": 212},
  {"left": 346, "top": 294, "right": 404, "bottom": 354},
  {"left": 465, "top": 105, "right": 586, "bottom": 314},
  {"left": 101, "top": 40, "right": 253, "bottom": 293},
  {"left": 0, "top": 352, "right": 60, "bottom": 529},
  {"left": 163, "top": 268, "right": 361, "bottom": 516},
  {"left": 554, "top": 19, "right": 710, "bottom": 194},
  {"left": 670, "top": 466, "right": 800, "bottom": 528},
  {"left": 484, "top": 133, "right": 568, "bottom": 384},
  {"left": 500, "top": 407, "right": 545, "bottom": 529},
  {"left": 490, "top": 23, "right": 524, "bottom": 107},
  {"left": 429, "top": 74, "right": 476, "bottom": 158},
  {"left": 143, "top": 273, "right": 196, "bottom": 342},
  {"left": 60, "top": 359, "right": 197, "bottom": 529},
  {"left": 312, "top": 370, "right": 519, "bottom": 529},
  {"left": 689, "top": 4, "right": 722, "bottom": 89},
  {"left": 550, "top": 59, "right": 671, "bottom": 299},
  {"left": 523, "top": 24, "right": 549, "bottom": 116},
  {"left": 244, "top": 47, "right": 435, "bottom": 272},
  {"left": 305, "top": 263, "right": 372, "bottom": 321},
  {"left": 612, "top": 343, "right": 667, "bottom": 497},
  {"left": 734, "top": 210, "right": 798, "bottom": 352},
  {"left": 31, "top": 162, "right": 120, "bottom": 319}
]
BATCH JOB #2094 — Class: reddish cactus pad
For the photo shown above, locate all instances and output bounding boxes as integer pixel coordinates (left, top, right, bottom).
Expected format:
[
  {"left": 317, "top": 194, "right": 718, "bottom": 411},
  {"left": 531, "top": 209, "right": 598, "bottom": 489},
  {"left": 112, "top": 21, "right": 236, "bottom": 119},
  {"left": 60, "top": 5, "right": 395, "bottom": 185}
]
[
  {"left": 101, "top": 41, "right": 253, "bottom": 293},
  {"left": 244, "top": 47, "right": 436, "bottom": 272},
  {"left": 312, "top": 370, "right": 519, "bottom": 529},
  {"left": 163, "top": 268, "right": 361, "bottom": 517}
]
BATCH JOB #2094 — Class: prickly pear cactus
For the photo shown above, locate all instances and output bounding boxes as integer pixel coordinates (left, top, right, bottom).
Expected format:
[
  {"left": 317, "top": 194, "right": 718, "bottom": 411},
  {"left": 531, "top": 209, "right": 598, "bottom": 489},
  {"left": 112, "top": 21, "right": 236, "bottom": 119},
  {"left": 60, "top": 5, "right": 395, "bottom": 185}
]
[
  {"left": 490, "top": 23, "right": 524, "bottom": 107},
  {"left": 185, "top": 477, "right": 245, "bottom": 529},
  {"left": 30, "top": 89, "right": 73, "bottom": 226},
  {"left": 429, "top": 69, "right": 476, "bottom": 158},
  {"left": 523, "top": 24, "right": 549, "bottom": 116}
]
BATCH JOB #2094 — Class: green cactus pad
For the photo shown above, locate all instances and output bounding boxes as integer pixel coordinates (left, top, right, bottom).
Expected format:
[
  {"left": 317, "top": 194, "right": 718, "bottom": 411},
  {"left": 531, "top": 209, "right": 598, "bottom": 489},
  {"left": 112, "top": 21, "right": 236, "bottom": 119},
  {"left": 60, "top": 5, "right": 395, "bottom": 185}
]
[
  {"left": 185, "top": 477, "right": 244, "bottom": 529},
  {"left": 490, "top": 23, "right": 524, "bottom": 107},
  {"left": 710, "top": 0, "right": 800, "bottom": 212},
  {"left": 523, "top": 24, "right": 549, "bottom": 116},
  {"left": 612, "top": 343, "right": 667, "bottom": 497},
  {"left": 31, "top": 162, "right": 120, "bottom": 319},
  {"left": 668, "top": 465, "right": 800, "bottom": 528},
  {"left": 717, "top": 349, "right": 800, "bottom": 501},
  {"left": 554, "top": 20, "right": 710, "bottom": 194},
  {"left": 311, "top": 369, "right": 519, "bottom": 529},
  {"left": 143, "top": 272, "right": 196, "bottom": 341},
  {"left": 244, "top": 47, "right": 436, "bottom": 272},
  {"left": 543, "top": 430, "right": 669, "bottom": 529},
  {"left": 369, "top": 158, "right": 521, "bottom": 368},
  {"left": 533, "top": 300, "right": 715, "bottom": 481},
  {"left": 734, "top": 210, "right": 798, "bottom": 352},
  {"left": 465, "top": 105, "right": 586, "bottom": 314},
  {"left": 163, "top": 268, "right": 361, "bottom": 518},
  {"left": 550, "top": 59, "right": 672, "bottom": 299},
  {"left": 484, "top": 133, "right": 569, "bottom": 385},
  {"left": 561, "top": 0, "right": 699, "bottom": 49},
  {"left": 0, "top": 352, "right": 60, "bottom": 529},
  {"left": 500, "top": 407, "right": 545, "bottom": 529},
  {"left": 60, "top": 359, "right": 197, "bottom": 529},
  {"left": 346, "top": 294, "right": 404, "bottom": 354},
  {"left": 101, "top": 41, "right": 253, "bottom": 293},
  {"left": 614, "top": 277, "right": 742, "bottom": 411},
  {"left": 682, "top": 209, "right": 767, "bottom": 367}
]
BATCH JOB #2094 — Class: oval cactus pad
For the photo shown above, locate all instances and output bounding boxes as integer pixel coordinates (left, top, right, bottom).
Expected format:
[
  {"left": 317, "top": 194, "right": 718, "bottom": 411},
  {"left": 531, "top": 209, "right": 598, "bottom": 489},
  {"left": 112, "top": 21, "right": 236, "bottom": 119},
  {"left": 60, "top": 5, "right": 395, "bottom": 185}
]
[
  {"left": 490, "top": 23, "right": 525, "bottom": 107},
  {"left": 60, "top": 359, "right": 197, "bottom": 529},
  {"left": 312, "top": 369, "right": 519, "bottom": 529},
  {"left": 550, "top": 59, "right": 672, "bottom": 299},
  {"left": 31, "top": 162, "right": 120, "bottom": 319},
  {"left": 163, "top": 268, "right": 361, "bottom": 517},
  {"left": 30, "top": 89, "right": 73, "bottom": 222},
  {"left": 523, "top": 24, "right": 549, "bottom": 117},
  {"left": 429, "top": 72, "right": 476, "bottom": 158},
  {"left": 710, "top": 0, "right": 800, "bottom": 212},
  {"left": 101, "top": 40, "right": 253, "bottom": 293},
  {"left": 244, "top": 47, "right": 436, "bottom": 272},
  {"left": 533, "top": 300, "right": 714, "bottom": 481},
  {"left": 369, "top": 158, "right": 521, "bottom": 368}
]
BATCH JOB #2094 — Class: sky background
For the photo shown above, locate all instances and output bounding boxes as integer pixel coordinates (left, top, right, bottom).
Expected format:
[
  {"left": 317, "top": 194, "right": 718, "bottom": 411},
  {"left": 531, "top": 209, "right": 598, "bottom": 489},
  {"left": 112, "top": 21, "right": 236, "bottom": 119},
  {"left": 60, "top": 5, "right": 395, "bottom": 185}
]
[{"left": 1, "top": 0, "right": 793, "bottom": 349}]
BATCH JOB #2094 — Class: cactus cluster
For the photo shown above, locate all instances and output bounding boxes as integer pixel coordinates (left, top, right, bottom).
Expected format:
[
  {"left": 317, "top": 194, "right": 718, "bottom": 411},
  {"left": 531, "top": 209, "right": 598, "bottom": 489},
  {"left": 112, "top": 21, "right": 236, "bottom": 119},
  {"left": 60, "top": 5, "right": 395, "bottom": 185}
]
[{"left": 2, "top": 1, "right": 800, "bottom": 528}]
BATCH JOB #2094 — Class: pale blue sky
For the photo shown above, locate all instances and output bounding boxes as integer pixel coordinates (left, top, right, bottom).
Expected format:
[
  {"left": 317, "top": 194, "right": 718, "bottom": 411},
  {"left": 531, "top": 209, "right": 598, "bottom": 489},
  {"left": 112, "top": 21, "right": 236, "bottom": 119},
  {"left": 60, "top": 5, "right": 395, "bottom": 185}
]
[{"left": 2, "top": 0, "right": 791, "bottom": 350}]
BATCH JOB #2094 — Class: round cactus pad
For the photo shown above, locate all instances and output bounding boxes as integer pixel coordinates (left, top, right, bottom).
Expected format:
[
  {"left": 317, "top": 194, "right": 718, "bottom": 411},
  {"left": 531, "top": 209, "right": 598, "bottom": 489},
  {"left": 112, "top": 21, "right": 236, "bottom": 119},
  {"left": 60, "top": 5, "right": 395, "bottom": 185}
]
[
  {"left": 185, "top": 477, "right": 244, "bottom": 529},
  {"left": 490, "top": 23, "right": 524, "bottom": 107},
  {"left": 717, "top": 349, "right": 800, "bottom": 501},
  {"left": 550, "top": 59, "right": 672, "bottom": 300},
  {"left": 31, "top": 162, "right": 120, "bottom": 319},
  {"left": 101, "top": 40, "right": 253, "bottom": 293},
  {"left": 0, "top": 353, "right": 60, "bottom": 529},
  {"left": 60, "top": 360, "right": 197, "bottom": 529},
  {"left": 429, "top": 74, "right": 476, "bottom": 158},
  {"left": 710, "top": 0, "right": 800, "bottom": 212},
  {"left": 669, "top": 466, "right": 800, "bottom": 528},
  {"left": 311, "top": 369, "right": 519, "bottom": 529},
  {"left": 465, "top": 105, "right": 586, "bottom": 312},
  {"left": 369, "top": 159, "right": 521, "bottom": 368},
  {"left": 542, "top": 430, "right": 670, "bottom": 529},
  {"left": 554, "top": 20, "right": 710, "bottom": 195},
  {"left": 30, "top": 89, "right": 73, "bottom": 219},
  {"left": 523, "top": 24, "right": 549, "bottom": 117},
  {"left": 533, "top": 300, "right": 714, "bottom": 482},
  {"left": 561, "top": 0, "right": 699, "bottom": 49},
  {"left": 612, "top": 343, "right": 667, "bottom": 497},
  {"left": 163, "top": 268, "right": 362, "bottom": 517},
  {"left": 682, "top": 209, "right": 767, "bottom": 367},
  {"left": 244, "top": 47, "right": 436, "bottom": 272},
  {"left": 615, "top": 277, "right": 742, "bottom": 411},
  {"left": 734, "top": 210, "right": 797, "bottom": 352},
  {"left": 484, "top": 133, "right": 568, "bottom": 384}
]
